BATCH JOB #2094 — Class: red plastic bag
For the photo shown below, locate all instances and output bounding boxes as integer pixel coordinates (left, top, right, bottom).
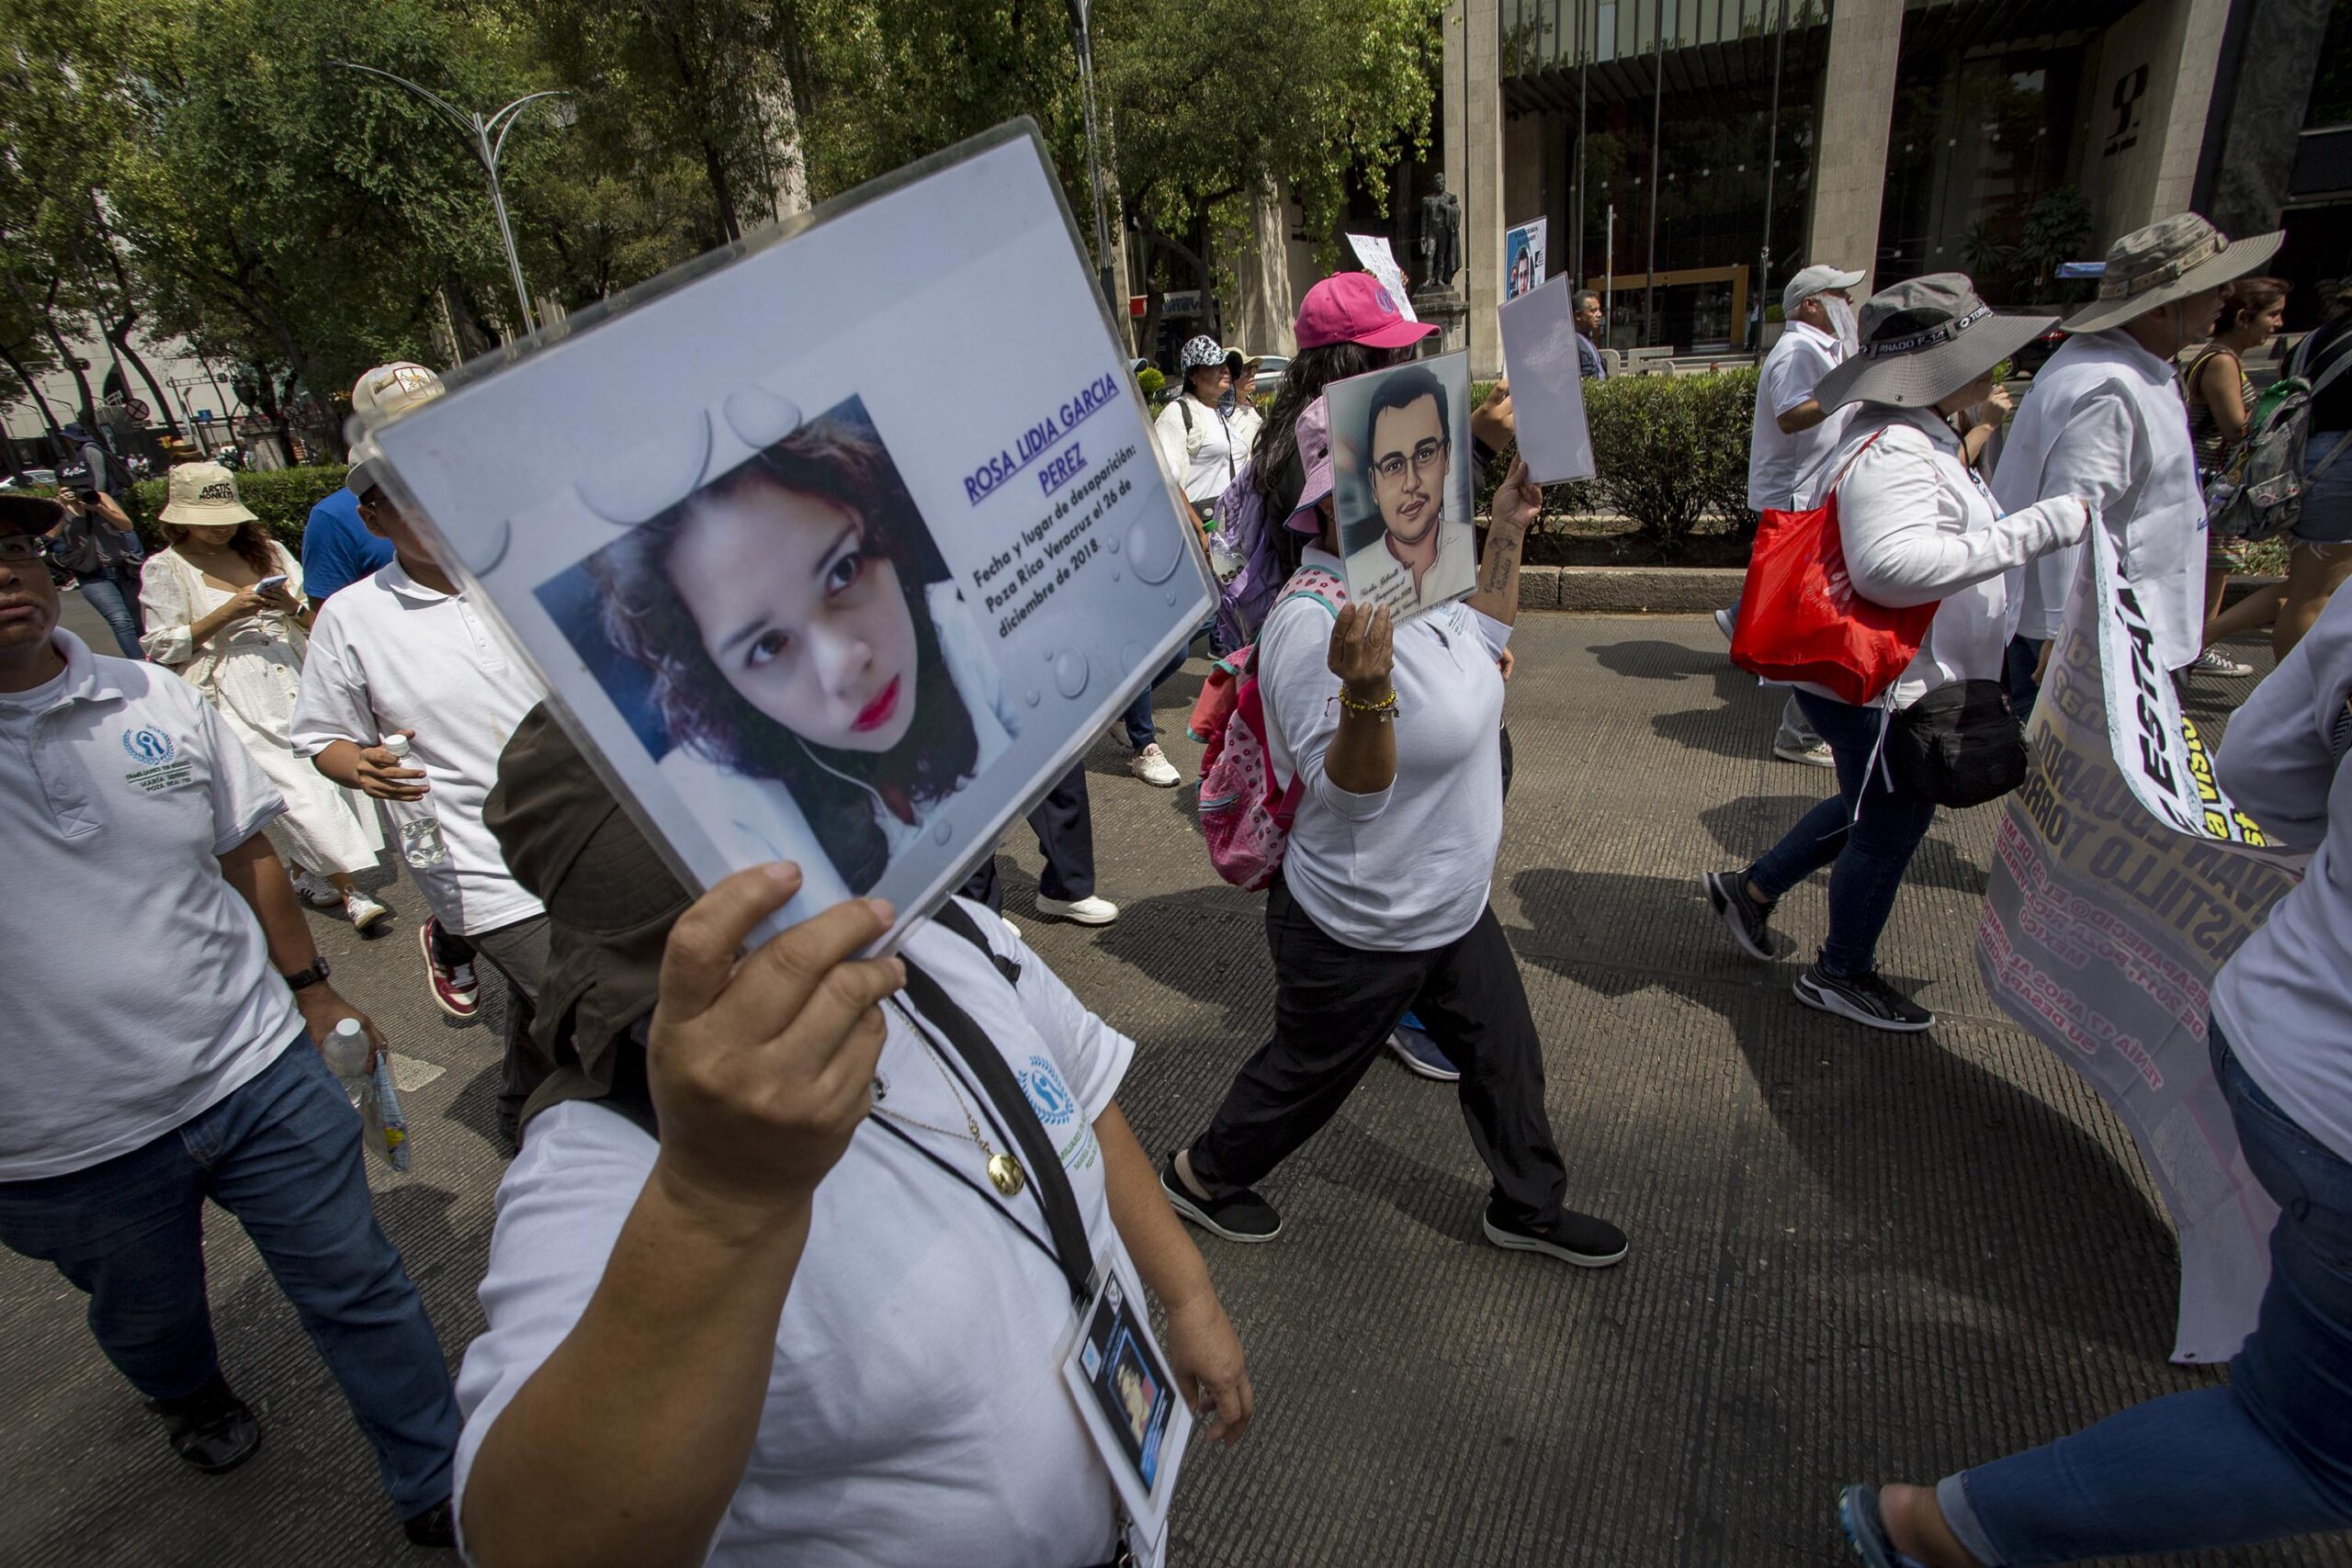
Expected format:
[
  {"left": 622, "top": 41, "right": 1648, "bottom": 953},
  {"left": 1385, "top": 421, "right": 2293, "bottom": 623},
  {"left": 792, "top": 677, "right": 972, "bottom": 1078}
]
[{"left": 1728, "top": 434, "right": 1932, "bottom": 705}]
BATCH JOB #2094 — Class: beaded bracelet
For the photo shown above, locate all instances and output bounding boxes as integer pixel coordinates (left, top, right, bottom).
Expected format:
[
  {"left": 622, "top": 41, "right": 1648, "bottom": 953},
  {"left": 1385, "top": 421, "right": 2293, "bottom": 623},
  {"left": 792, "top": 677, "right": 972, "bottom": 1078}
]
[{"left": 1339, "top": 688, "right": 1399, "bottom": 719}]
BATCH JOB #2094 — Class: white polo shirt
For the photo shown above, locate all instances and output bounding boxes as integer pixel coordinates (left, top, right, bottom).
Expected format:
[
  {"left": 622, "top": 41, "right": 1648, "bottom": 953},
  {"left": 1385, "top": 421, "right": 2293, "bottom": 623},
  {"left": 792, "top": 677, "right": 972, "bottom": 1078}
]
[
  {"left": 1747, "top": 321, "right": 1853, "bottom": 510},
  {"left": 452, "top": 905, "right": 1134, "bottom": 1566},
  {"left": 292, "top": 560, "right": 546, "bottom": 936},
  {"left": 0, "top": 629, "right": 301, "bottom": 1180}
]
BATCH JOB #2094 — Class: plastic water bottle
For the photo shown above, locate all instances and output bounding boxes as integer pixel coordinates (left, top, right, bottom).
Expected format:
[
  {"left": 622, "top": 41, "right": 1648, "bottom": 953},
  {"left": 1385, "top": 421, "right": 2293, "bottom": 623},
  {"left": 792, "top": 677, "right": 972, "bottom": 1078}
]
[
  {"left": 380, "top": 734, "right": 449, "bottom": 867},
  {"left": 324, "top": 1018, "right": 370, "bottom": 1107}
]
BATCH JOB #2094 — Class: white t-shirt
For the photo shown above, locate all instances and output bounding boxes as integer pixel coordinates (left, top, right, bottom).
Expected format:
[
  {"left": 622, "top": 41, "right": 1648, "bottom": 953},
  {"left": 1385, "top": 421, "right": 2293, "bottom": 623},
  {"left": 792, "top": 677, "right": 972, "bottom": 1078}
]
[
  {"left": 291, "top": 560, "right": 547, "bottom": 935},
  {"left": 2211, "top": 589, "right": 2352, "bottom": 1164},
  {"left": 1154, "top": 395, "right": 1240, "bottom": 505},
  {"left": 1258, "top": 549, "right": 1510, "bottom": 951},
  {"left": 0, "top": 630, "right": 302, "bottom": 1179},
  {"left": 1747, "top": 321, "right": 1853, "bottom": 510},
  {"left": 452, "top": 905, "right": 1136, "bottom": 1567}
]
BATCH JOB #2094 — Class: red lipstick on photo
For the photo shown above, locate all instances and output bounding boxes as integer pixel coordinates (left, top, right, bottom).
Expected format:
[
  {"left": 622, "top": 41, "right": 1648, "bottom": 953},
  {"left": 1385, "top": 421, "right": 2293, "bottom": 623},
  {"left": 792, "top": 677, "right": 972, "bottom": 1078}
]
[{"left": 852, "top": 675, "right": 903, "bottom": 734}]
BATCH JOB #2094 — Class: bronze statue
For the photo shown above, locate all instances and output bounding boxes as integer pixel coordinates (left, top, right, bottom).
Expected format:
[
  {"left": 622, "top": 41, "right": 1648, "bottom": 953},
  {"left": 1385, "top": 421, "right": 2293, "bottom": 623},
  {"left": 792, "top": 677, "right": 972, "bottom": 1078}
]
[{"left": 1419, "top": 175, "right": 1461, "bottom": 292}]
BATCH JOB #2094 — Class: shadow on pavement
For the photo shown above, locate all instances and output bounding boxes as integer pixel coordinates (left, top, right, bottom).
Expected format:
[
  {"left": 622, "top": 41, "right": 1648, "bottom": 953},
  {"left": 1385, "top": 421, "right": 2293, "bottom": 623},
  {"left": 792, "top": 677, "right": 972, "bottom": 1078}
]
[{"left": 1506, "top": 863, "right": 2180, "bottom": 1359}]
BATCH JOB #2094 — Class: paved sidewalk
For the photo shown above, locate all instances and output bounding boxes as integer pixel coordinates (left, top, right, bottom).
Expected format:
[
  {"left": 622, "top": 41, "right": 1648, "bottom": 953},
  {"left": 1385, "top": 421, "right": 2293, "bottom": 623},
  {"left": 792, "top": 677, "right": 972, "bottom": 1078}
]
[{"left": 6, "top": 594, "right": 2340, "bottom": 1567}]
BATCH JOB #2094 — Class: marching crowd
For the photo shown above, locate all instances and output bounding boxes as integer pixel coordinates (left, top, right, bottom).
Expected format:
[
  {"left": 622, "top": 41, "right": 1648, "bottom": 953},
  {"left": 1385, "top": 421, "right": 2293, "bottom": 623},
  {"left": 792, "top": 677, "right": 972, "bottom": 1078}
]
[{"left": 4, "top": 205, "right": 2351, "bottom": 1568}]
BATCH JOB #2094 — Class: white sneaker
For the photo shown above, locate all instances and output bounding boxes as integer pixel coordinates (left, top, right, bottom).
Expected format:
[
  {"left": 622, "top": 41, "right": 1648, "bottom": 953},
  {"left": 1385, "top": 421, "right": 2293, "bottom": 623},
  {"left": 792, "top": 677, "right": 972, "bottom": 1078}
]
[
  {"left": 290, "top": 870, "right": 341, "bottom": 908},
  {"left": 1036, "top": 894, "right": 1120, "bottom": 926},
  {"left": 1774, "top": 739, "right": 1836, "bottom": 768},
  {"left": 345, "top": 891, "right": 391, "bottom": 932},
  {"left": 1713, "top": 606, "right": 1737, "bottom": 643},
  {"left": 1130, "top": 743, "right": 1181, "bottom": 787}
]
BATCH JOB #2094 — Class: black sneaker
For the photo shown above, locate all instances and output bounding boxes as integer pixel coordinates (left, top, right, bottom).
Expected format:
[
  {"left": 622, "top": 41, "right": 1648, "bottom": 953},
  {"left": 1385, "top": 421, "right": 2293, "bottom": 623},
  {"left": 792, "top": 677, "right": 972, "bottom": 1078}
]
[
  {"left": 1702, "top": 869, "right": 1777, "bottom": 961},
  {"left": 1160, "top": 1154, "right": 1282, "bottom": 1243},
  {"left": 1482, "top": 1201, "right": 1628, "bottom": 1269},
  {"left": 1795, "top": 965, "right": 1934, "bottom": 1032},
  {"left": 149, "top": 1373, "right": 262, "bottom": 1473},
  {"left": 401, "top": 1498, "right": 458, "bottom": 1550}
]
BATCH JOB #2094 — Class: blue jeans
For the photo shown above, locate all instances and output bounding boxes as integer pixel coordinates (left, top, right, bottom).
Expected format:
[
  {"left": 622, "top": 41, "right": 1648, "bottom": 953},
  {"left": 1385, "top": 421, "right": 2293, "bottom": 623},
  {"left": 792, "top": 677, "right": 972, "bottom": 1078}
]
[
  {"left": 1122, "top": 647, "right": 1193, "bottom": 751},
  {"left": 2004, "top": 634, "right": 2044, "bottom": 722},
  {"left": 1744, "top": 690, "right": 1939, "bottom": 976},
  {"left": 75, "top": 565, "right": 145, "bottom": 659},
  {"left": 1939, "top": 1017, "right": 2352, "bottom": 1563},
  {"left": 0, "top": 1038, "right": 459, "bottom": 1514}
]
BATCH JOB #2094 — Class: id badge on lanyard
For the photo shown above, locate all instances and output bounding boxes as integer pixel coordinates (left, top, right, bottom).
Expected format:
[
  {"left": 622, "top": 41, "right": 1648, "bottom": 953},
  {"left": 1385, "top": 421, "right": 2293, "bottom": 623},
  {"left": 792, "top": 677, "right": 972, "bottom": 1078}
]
[{"left": 1060, "top": 1246, "right": 1193, "bottom": 1568}]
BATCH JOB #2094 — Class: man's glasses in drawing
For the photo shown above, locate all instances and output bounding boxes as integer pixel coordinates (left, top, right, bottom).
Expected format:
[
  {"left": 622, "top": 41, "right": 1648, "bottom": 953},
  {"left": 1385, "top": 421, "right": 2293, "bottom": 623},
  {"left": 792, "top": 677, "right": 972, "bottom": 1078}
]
[{"left": 1371, "top": 438, "right": 1450, "bottom": 484}]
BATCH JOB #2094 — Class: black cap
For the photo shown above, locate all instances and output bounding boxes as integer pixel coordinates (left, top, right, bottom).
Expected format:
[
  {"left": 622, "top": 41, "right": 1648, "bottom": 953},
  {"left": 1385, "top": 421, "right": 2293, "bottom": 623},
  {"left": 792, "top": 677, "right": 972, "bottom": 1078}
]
[{"left": 0, "top": 494, "right": 64, "bottom": 536}]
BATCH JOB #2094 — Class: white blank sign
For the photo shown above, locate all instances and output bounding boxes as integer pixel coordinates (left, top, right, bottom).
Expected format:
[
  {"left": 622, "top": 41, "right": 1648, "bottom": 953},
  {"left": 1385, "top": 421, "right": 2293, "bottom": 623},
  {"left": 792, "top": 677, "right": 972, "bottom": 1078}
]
[{"left": 1497, "top": 273, "right": 1595, "bottom": 485}]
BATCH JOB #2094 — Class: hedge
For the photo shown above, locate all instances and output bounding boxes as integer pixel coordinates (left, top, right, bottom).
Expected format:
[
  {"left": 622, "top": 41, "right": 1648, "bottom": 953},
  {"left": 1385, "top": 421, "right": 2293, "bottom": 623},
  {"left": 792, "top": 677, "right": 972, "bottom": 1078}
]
[{"left": 1473, "top": 367, "right": 1760, "bottom": 548}]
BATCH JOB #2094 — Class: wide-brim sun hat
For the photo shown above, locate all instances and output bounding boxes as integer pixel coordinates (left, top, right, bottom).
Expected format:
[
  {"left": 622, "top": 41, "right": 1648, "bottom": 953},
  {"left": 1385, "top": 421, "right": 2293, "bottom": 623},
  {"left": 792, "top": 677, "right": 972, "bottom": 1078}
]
[
  {"left": 1814, "top": 273, "right": 2055, "bottom": 412},
  {"left": 157, "top": 460, "right": 259, "bottom": 525},
  {"left": 2063, "top": 213, "right": 2284, "bottom": 335},
  {"left": 1295, "top": 273, "right": 1438, "bottom": 352}
]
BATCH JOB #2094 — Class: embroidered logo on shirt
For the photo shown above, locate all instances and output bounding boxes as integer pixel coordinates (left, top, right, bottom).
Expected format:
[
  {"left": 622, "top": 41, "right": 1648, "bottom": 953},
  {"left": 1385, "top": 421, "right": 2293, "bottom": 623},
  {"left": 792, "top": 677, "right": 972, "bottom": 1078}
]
[
  {"left": 119, "top": 727, "right": 191, "bottom": 793},
  {"left": 1021, "top": 1054, "right": 1100, "bottom": 1173},
  {"left": 1020, "top": 1055, "right": 1077, "bottom": 1125}
]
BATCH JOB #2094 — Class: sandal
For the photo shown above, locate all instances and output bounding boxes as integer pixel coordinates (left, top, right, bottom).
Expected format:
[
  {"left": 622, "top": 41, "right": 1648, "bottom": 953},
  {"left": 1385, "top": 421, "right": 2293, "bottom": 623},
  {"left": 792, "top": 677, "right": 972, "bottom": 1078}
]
[{"left": 1838, "top": 1486, "right": 1931, "bottom": 1568}]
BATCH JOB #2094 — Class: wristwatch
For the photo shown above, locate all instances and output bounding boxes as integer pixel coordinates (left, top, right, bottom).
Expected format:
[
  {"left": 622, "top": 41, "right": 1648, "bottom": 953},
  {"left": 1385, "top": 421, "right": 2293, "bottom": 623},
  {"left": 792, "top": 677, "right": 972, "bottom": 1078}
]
[{"left": 280, "top": 957, "right": 333, "bottom": 994}]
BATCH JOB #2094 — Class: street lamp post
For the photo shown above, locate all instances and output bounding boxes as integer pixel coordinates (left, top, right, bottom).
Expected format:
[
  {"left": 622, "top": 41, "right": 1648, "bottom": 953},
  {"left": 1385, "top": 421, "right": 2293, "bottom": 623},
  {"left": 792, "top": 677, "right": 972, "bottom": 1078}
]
[
  {"left": 334, "top": 62, "right": 568, "bottom": 334},
  {"left": 1064, "top": 0, "right": 1120, "bottom": 320}
]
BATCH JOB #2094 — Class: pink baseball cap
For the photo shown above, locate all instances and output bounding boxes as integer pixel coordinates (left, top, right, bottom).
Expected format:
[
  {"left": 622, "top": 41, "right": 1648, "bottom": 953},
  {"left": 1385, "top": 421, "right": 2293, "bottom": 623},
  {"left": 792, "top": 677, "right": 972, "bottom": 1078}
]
[
  {"left": 1295, "top": 273, "right": 1438, "bottom": 351},
  {"left": 1285, "top": 397, "right": 1335, "bottom": 534}
]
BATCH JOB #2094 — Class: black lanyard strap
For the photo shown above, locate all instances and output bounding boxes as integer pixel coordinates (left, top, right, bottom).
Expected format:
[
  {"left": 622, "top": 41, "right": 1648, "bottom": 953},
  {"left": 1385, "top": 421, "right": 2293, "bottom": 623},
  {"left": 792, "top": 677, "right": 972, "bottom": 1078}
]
[
  {"left": 863, "top": 1112, "right": 1065, "bottom": 1279},
  {"left": 897, "top": 954, "right": 1097, "bottom": 1310}
]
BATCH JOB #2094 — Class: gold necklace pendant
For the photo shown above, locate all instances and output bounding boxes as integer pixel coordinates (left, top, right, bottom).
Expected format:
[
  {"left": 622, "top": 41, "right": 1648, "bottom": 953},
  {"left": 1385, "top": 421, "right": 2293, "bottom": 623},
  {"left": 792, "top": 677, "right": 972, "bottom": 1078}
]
[{"left": 987, "top": 1151, "right": 1028, "bottom": 1197}]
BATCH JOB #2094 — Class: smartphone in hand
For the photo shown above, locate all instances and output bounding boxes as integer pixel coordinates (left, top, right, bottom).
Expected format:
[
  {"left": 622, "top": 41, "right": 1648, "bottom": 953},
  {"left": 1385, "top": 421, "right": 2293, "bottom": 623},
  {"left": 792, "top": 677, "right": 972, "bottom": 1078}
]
[{"left": 254, "top": 573, "right": 289, "bottom": 595}]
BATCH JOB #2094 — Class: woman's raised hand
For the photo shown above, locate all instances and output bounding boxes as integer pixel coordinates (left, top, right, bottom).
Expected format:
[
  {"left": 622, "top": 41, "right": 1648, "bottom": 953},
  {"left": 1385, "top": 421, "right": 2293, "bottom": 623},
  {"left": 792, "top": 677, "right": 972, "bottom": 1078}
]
[{"left": 1326, "top": 602, "right": 1395, "bottom": 702}]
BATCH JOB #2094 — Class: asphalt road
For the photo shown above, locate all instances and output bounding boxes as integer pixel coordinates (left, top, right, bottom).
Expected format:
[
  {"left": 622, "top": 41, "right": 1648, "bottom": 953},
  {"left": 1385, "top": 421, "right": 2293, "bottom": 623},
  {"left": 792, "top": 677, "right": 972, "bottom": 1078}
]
[{"left": 6, "top": 588, "right": 2343, "bottom": 1568}]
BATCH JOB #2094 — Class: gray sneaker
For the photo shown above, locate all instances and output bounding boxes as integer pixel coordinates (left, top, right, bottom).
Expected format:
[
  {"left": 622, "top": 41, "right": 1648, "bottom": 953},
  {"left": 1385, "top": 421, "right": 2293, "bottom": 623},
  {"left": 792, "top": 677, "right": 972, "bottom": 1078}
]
[{"left": 2189, "top": 647, "right": 2254, "bottom": 679}]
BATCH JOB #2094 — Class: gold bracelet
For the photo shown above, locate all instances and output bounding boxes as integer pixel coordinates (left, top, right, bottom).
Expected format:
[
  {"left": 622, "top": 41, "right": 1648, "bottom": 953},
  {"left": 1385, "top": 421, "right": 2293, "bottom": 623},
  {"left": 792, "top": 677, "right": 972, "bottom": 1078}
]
[{"left": 1339, "top": 688, "right": 1399, "bottom": 718}]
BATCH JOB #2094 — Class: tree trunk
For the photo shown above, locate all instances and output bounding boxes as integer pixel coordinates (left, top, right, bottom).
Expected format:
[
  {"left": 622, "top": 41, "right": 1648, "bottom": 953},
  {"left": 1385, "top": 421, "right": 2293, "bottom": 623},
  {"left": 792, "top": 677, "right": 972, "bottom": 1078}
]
[
  {"left": 440, "top": 276, "right": 499, "bottom": 360},
  {"left": 106, "top": 322, "right": 185, "bottom": 438},
  {"left": 22, "top": 277, "right": 98, "bottom": 424},
  {"left": 0, "top": 338, "right": 68, "bottom": 453}
]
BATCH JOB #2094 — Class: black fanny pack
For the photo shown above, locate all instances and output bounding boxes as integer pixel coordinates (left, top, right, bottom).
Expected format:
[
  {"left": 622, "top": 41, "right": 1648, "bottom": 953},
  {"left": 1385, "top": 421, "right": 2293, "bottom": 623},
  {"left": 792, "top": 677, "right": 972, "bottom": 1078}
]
[{"left": 1886, "top": 679, "right": 2027, "bottom": 808}]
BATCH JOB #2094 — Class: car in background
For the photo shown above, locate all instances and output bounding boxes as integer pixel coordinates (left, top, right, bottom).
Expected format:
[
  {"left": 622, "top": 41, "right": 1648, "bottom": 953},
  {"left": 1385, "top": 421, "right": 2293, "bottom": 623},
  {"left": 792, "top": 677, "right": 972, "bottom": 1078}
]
[
  {"left": 1250, "top": 354, "right": 1292, "bottom": 392},
  {"left": 0, "top": 468, "right": 58, "bottom": 491}
]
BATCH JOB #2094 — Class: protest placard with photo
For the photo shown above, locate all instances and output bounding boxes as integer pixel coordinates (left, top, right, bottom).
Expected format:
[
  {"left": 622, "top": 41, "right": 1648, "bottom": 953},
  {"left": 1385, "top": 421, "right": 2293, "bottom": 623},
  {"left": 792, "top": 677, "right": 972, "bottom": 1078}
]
[
  {"left": 358, "top": 122, "right": 1214, "bottom": 951},
  {"left": 1324, "top": 351, "right": 1476, "bottom": 620},
  {"left": 1504, "top": 218, "right": 1547, "bottom": 301},
  {"left": 1976, "top": 525, "right": 2304, "bottom": 1363}
]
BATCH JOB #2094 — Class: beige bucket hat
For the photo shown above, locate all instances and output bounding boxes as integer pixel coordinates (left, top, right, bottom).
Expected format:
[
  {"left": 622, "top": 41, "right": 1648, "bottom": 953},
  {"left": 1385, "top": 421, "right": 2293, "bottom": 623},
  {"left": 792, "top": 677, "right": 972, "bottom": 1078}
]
[
  {"left": 157, "top": 460, "right": 258, "bottom": 525},
  {"left": 2063, "top": 213, "right": 2283, "bottom": 335}
]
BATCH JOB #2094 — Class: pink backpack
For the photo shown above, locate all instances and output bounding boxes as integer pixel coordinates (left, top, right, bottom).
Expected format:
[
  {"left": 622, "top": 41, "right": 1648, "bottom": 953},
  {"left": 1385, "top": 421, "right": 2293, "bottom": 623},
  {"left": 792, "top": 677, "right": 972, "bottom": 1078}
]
[{"left": 1193, "top": 567, "right": 1346, "bottom": 890}]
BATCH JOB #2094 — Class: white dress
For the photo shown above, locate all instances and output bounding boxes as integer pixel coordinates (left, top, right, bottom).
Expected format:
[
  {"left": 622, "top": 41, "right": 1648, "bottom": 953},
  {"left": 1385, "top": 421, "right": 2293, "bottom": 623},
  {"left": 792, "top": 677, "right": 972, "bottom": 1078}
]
[{"left": 139, "top": 545, "right": 384, "bottom": 875}]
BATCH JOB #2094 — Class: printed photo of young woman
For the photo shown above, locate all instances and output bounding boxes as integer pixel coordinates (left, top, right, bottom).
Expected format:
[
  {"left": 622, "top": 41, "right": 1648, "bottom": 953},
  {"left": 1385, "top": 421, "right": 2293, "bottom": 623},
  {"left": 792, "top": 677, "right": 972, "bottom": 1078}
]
[{"left": 537, "top": 396, "right": 1018, "bottom": 896}]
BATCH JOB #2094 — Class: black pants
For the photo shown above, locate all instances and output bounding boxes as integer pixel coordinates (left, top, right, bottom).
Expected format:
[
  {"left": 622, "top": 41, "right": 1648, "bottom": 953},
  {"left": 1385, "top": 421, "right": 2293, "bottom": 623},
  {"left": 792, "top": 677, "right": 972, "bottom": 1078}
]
[
  {"left": 959, "top": 761, "right": 1096, "bottom": 910},
  {"left": 1186, "top": 879, "right": 1569, "bottom": 1228}
]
